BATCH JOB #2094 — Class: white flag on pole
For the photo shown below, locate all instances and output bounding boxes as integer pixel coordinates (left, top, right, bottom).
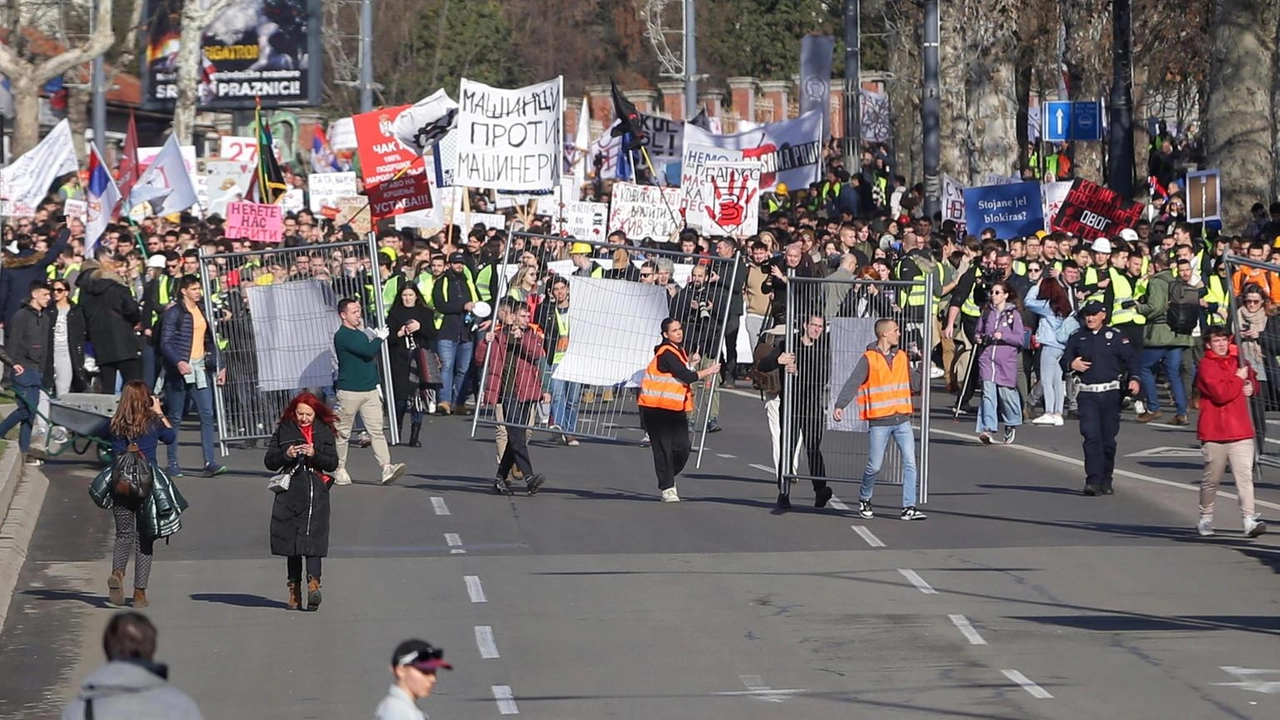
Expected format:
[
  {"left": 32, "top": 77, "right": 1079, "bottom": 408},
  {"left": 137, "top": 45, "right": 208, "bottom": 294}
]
[
  {"left": 130, "top": 135, "right": 198, "bottom": 216},
  {"left": 0, "top": 118, "right": 77, "bottom": 216},
  {"left": 392, "top": 89, "right": 460, "bottom": 154}
]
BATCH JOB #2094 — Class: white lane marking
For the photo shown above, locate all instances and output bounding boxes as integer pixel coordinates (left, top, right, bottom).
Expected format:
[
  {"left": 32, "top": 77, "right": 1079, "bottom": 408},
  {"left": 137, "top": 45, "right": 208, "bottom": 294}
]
[
  {"left": 720, "top": 387, "right": 761, "bottom": 399},
  {"left": 851, "top": 525, "right": 885, "bottom": 548},
  {"left": 828, "top": 495, "right": 849, "bottom": 511},
  {"left": 748, "top": 463, "right": 774, "bottom": 474},
  {"left": 445, "top": 533, "right": 465, "bottom": 554},
  {"left": 475, "top": 626, "right": 500, "bottom": 658},
  {"left": 717, "top": 452, "right": 737, "bottom": 459},
  {"left": 714, "top": 675, "right": 806, "bottom": 703},
  {"left": 1001, "top": 669, "right": 1053, "bottom": 699},
  {"left": 898, "top": 568, "right": 938, "bottom": 595},
  {"left": 430, "top": 497, "right": 451, "bottom": 515},
  {"left": 1215, "top": 666, "right": 1280, "bottom": 694},
  {"left": 948, "top": 614, "right": 988, "bottom": 645},
  {"left": 492, "top": 685, "right": 520, "bottom": 714},
  {"left": 464, "top": 575, "right": 487, "bottom": 603},
  {"left": 930, "top": 427, "right": 1280, "bottom": 511}
]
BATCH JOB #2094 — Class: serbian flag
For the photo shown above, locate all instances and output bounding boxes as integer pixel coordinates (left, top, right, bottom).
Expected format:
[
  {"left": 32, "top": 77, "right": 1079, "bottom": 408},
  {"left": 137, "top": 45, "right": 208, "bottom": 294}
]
[
  {"left": 311, "top": 124, "right": 340, "bottom": 172},
  {"left": 1149, "top": 175, "right": 1169, "bottom": 201},
  {"left": 85, "top": 143, "right": 121, "bottom": 252}
]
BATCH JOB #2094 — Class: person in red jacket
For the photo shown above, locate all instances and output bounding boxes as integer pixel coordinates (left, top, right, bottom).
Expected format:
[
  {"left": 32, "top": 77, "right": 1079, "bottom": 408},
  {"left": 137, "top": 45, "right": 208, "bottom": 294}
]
[
  {"left": 1195, "top": 327, "right": 1267, "bottom": 538},
  {"left": 476, "top": 298, "right": 547, "bottom": 496}
]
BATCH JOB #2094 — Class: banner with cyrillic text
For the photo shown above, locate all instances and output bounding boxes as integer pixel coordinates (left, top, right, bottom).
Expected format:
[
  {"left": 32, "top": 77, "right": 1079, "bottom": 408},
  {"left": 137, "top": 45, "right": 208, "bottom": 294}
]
[
  {"left": 680, "top": 110, "right": 822, "bottom": 210},
  {"left": 352, "top": 105, "right": 433, "bottom": 220},
  {"left": 608, "top": 183, "right": 684, "bottom": 242},
  {"left": 690, "top": 161, "right": 762, "bottom": 238},
  {"left": 225, "top": 202, "right": 284, "bottom": 243},
  {"left": 455, "top": 77, "right": 563, "bottom": 191},
  {"left": 1051, "top": 178, "right": 1142, "bottom": 239}
]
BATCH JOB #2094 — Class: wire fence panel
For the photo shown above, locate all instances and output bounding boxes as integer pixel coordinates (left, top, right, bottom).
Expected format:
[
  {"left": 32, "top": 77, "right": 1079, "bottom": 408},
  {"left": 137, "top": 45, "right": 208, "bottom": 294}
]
[
  {"left": 469, "top": 232, "right": 740, "bottom": 467},
  {"left": 198, "top": 237, "right": 395, "bottom": 454},
  {"left": 778, "top": 275, "right": 933, "bottom": 503}
]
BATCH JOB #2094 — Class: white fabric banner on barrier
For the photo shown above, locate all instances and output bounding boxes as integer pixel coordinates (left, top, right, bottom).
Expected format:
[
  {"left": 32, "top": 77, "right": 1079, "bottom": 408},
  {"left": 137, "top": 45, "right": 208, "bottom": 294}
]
[
  {"left": 550, "top": 278, "right": 670, "bottom": 387},
  {"left": 826, "top": 317, "right": 878, "bottom": 433},
  {"left": 247, "top": 281, "right": 341, "bottom": 392}
]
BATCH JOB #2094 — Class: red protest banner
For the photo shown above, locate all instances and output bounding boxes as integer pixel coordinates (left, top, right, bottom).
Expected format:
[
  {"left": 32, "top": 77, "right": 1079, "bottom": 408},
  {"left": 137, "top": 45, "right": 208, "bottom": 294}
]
[
  {"left": 352, "top": 106, "right": 433, "bottom": 221},
  {"left": 1052, "top": 178, "right": 1143, "bottom": 239},
  {"left": 224, "top": 201, "right": 283, "bottom": 243}
]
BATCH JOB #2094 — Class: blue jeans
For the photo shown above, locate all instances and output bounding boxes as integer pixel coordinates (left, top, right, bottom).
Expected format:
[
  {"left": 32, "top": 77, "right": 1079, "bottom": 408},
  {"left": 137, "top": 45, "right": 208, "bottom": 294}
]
[
  {"left": 435, "top": 339, "right": 474, "bottom": 407},
  {"left": 1140, "top": 347, "right": 1187, "bottom": 415},
  {"left": 164, "top": 369, "right": 217, "bottom": 468},
  {"left": 861, "top": 420, "right": 918, "bottom": 508},
  {"left": 0, "top": 373, "right": 41, "bottom": 452},
  {"left": 976, "top": 381, "right": 1022, "bottom": 433},
  {"left": 548, "top": 367, "right": 581, "bottom": 434}
]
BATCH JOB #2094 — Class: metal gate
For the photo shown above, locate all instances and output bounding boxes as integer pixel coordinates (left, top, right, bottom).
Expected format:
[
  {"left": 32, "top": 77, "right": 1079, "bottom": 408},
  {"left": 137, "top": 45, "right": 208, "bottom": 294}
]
[
  {"left": 778, "top": 274, "right": 934, "bottom": 504},
  {"left": 469, "top": 232, "right": 740, "bottom": 467},
  {"left": 198, "top": 235, "right": 397, "bottom": 455}
]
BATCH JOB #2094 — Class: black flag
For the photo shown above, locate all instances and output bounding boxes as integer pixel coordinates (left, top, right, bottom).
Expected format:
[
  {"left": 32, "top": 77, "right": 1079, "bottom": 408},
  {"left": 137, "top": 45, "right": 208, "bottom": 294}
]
[{"left": 610, "top": 79, "right": 649, "bottom": 150}]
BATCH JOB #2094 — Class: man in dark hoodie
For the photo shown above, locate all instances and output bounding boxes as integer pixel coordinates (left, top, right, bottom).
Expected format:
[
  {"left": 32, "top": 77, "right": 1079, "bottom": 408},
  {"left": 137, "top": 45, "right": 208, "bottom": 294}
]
[
  {"left": 76, "top": 246, "right": 144, "bottom": 391},
  {"left": 0, "top": 228, "right": 68, "bottom": 329},
  {"left": 0, "top": 280, "right": 54, "bottom": 465},
  {"left": 61, "top": 612, "right": 203, "bottom": 720}
]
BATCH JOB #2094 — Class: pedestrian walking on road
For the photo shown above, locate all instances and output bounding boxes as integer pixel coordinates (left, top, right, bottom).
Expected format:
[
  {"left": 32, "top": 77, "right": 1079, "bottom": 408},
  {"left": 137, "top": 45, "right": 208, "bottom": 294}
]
[
  {"left": 1195, "top": 328, "right": 1267, "bottom": 538},
  {"left": 1060, "top": 301, "right": 1141, "bottom": 496},
  {"left": 638, "top": 318, "right": 720, "bottom": 503},
  {"left": 477, "top": 299, "right": 547, "bottom": 496},
  {"left": 0, "top": 280, "right": 53, "bottom": 466},
  {"left": 375, "top": 639, "right": 452, "bottom": 720},
  {"left": 973, "top": 281, "right": 1026, "bottom": 445},
  {"left": 266, "top": 392, "right": 340, "bottom": 610},
  {"left": 832, "top": 318, "right": 926, "bottom": 521},
  {"left": 61, "top": 612, "right": 204, "bottom": 720},
  {"left": 159, "top": 275, "right": 227, "bottom": 478},
  {"left": 332, "top": 298, "right": 407, "bottom": 486}
]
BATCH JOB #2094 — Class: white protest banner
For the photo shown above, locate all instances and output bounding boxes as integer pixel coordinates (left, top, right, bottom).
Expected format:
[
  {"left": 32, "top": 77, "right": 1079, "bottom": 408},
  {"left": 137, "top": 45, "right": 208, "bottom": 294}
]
[
  {"left": 455, "top": 77, "right": 563, "bottom": 191},
  {"left": 392, "top": 89, "right": 459, "bottom": 154},
  {"left": 225, "top": 201, "right": 284, "bottom": 243},
  {"left": 469, "top": 212, "right": 507, "bottom": 231},
  {"left": 551, "top": 199, "right": 608, "bottom": 241},
  {"left": 219, "top": 135, "right": 260, "bottom": 163},
  {"left": 64, "top": 198, "right": 87, "bottom": 221},
  {"left": 550, "top": 279, "right": 673, "bottom": 386},
  {"left": 280, "top": 187, "right": 306, "bottom": 213},
  {"left": 1041, "top": 181, "right": 1073, "bottom": 232},
  {"left": 138, "top": 143, "right": 197, "bottom": 177},
  {"left": 328, "top": 117, "right": 357, "bottom": 151},
  {"left": 680, "top": 110, "right": 822, "bottom": 207},
  {"left": 942, "top": 174, "right": 966, "bottom": 226},
  {"left": 588, "top": 121, "right": 625, "bottom": 181},
  {"left": 308, "top": 171, "right": 358, "bottom": 213},
  {"left": 0, "top": 119, "right": 77, "bottom": 216},
  {"left": 691, "top": 161, "right": 762, "bottom": 238},
  {"left": 608, "top": 183, "right": 684, "bottom": 241},
  {"left": 335, "top": 196, "right": 371, "bottom": 234},
  {"left": 131, "top": 135, "right": 199, "bottom": 216},
  {"left": 984, "top": 174, "right": 1021, "bottom": 186},
  {"left": 202, "top": 160, "right": 254, "bottom": 217}
]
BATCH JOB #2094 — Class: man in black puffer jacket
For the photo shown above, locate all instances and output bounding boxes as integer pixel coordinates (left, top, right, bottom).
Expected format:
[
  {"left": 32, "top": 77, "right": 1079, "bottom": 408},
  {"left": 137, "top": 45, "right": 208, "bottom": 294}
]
[
  {"left": 0, "top": 229, "right": 68, "bottom": 329},
  {"left": 76, "top": 247, "right": 143, "bottom": 391}
]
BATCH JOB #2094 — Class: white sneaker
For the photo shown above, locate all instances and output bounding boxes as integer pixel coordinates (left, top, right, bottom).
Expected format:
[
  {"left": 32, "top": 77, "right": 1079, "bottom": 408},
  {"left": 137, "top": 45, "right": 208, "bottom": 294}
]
[
  {"left": 929, "top": 365, "right": 944, "bottom": 379},
  {"left": 1196, "top": 515, "right": 1214, "bottom": 537},
  {"left": 1134, "top": 400, "right": 1147, "bottom": 415},
  {"left": 1031, "top": 414, "right": 1056, "bottom": 425},
  {"left": 332, "top": 468, "right": 353, "bottom": 486},
  {"left": 660, "top": 487, "right": 680, "bottom": 503},
  {"left": 1051, "top": 414, "right": 1064, "bottom": 426},
  {"left": 380, "top": 463, "right": 407, "bottom": 485},
  {"left": 1244, "top": 515, "right": 1268, "bottom": 538}
]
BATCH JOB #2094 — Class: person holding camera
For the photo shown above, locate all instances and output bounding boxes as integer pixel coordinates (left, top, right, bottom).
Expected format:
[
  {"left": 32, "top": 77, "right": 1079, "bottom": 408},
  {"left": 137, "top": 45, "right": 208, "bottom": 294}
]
[
  {"left": 672, "top": 264, "right": 727, "bottom": 432},
  {"left": 476, "top": 299, "right": 547, "bottom": 496},
  {"left": 1060, "top": 300, "right": 1141, "bottom": 496}
]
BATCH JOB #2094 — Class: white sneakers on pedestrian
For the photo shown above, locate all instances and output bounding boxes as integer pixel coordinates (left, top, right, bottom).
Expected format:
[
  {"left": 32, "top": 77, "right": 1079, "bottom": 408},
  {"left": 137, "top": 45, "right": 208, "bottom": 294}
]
[
  {"left": 1245, "top": 515, "right": 1268, "bottom": 538},
  {"left": 660, "top": 487, "right": 680, "bottom": 503},
  {"left": 332, "top": 469, "right": 352, "bottom": 486},
  {"left": 1196, "top": 515, "right": 1214, "bottom": 537},
  {"left": 929, "top": 365, "right": 945, "bottom": 379},
  {"left": 380, "top": 463, "right": 407, "bottom": 485},
  {"left": 1031, "top": 413, "right": 1065, "bottom": 426}
]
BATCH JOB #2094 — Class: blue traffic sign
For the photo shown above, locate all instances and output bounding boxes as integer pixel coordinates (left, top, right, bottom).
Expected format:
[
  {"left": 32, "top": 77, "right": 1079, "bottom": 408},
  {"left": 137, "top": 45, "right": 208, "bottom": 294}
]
[{"left": 1043, "top": 101, "right": 1104, "bottom": 142}]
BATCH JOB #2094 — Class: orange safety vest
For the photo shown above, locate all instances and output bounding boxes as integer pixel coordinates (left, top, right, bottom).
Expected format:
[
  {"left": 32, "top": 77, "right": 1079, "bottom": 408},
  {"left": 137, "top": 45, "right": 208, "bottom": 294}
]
[
  {"left": 637, "top": 343, "right": 695, "bottom": 413},
  {"left": 858, "top": 348, "right": 914, "bottom": 421}
]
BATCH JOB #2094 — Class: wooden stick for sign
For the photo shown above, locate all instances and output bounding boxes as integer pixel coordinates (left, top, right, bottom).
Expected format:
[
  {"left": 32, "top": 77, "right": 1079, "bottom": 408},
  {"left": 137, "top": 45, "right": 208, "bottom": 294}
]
[{"left": 462, "top": 186, "right": 472, "bottom": 246}]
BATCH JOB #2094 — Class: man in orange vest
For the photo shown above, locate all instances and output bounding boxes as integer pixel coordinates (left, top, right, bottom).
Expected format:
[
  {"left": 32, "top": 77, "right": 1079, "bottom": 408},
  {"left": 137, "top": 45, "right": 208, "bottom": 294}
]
[
  {"left": 832, "top": 318, "right": 926, "bottom": 520},
  {"left": 638, "top": 318, "right": 721, "bottom": 503}
]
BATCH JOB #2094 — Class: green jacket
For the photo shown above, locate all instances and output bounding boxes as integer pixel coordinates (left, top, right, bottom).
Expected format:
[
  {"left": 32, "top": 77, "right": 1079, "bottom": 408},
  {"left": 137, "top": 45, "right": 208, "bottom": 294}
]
[{"left": 1136, "top": 270, "right": 1194, "bottom": 348}]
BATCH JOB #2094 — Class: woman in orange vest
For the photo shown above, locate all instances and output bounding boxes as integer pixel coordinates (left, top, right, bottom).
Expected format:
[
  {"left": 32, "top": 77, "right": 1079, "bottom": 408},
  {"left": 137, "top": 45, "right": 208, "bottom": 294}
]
[{"left": 638, "top": 318, "right": 721, "bottom": 503}]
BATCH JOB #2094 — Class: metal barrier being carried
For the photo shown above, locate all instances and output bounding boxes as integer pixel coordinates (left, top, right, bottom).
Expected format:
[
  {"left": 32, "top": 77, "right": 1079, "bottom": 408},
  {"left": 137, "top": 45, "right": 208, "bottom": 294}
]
[
  {"left": 198, "top": 236, "right": 396, "bottom": 455},
  {"left": 469, "top": 232, "right": 740, "bottom": 467},
  {"left": 777, "top": 274, "right": 934, "bottom": 503}
]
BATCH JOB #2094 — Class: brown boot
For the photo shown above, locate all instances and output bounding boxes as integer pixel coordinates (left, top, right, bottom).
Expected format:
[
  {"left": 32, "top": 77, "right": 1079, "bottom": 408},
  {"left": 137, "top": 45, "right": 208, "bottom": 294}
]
[
  {"left": 132, "top": 588, "right": 149, "bottom": 609},
  {"left": 107, "top": 570, "right": 125, "bottom": 606},
  {"left": 306, "top": 576, "right": 322, "bottom": 611},
  {"left": 286, "top": 581, "right": 301, "bottom": 610}
]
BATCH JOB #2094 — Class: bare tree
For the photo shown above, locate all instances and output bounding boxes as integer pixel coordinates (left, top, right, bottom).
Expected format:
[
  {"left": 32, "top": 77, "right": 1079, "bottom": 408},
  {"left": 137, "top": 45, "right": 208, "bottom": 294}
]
[
  {"left": 1062, "top": 0, "right": 1110, "bottom": 182},
  {"left": 938, "top": 0, "right": 972, "bottom": 184},
  {"left": 966, "top": 0, "right": 1021, "bottom": 181},
  {"left": 884, "top": 0, "right": 922, "bottom": 183},
  {"left": 0, "top": 0, "right": 115, "bottom": 155},
  {"left": 173, "top": 0, "right": 237, "bottom": 145}
]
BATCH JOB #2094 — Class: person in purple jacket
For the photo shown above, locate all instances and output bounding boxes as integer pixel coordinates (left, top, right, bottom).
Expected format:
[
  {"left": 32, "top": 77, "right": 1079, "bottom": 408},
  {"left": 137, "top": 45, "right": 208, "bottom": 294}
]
[{"left": 974, "top": 281, "right": 1026, "bottom": 445}]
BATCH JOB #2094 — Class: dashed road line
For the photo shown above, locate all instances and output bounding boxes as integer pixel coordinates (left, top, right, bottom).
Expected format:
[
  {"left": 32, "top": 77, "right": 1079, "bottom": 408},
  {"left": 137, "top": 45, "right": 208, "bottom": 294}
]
[
  {"left": 475, "top": 625, "right": 500, "bottom": 658},
  {"left": 717, "top": 452, "right": 737, "bottom": 459},
  {"left": 492, "top": 685, "right": 520, "bottom": 714},
  {"left": 430, "top": 497, "right": 450, "bottom": 515},
  {"left": 897, "top": 568, "right": 938, "bottom": 595},
  {"left": 948, "top": 614, "right": 988, "bottom": 645},
  {"left": 1001, "top": 669, "right": 1053, "bottom": 699},
  {"left": 851, "top": 525, "right": 885, "bottom": 548},
  {"left": 464, "top": 575, "right": 487, "bottom": 603},
  {"left": 445, "top": 533, "right": 465, "bottom": 554},
  {"left": 748, "top": 463, "right": 773, "bottom": 474},
  {"left": 828, "top": 495, "right": 849, "bottom": 511}
]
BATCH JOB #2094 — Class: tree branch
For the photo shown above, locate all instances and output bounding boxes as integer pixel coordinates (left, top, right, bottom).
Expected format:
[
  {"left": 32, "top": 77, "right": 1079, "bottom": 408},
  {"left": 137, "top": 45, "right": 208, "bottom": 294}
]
[{"left": 31, "top": 0, "right": 115, "bottom": 83}]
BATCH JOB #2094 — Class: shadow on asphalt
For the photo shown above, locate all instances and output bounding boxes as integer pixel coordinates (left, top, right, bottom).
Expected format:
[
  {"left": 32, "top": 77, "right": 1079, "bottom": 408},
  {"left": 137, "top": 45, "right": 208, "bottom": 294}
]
[
  {"left": 1015, "top": 614, "right": 1280, "bottom": 633},
  {"left": 190, "top": 592, "right": 288, "bottom": 609},
  {"left": 20, "top": 588, "right": 112, "bottom": 609},
  {"left": 978, "top": 483, "right": 1082, "bottom": 496}
]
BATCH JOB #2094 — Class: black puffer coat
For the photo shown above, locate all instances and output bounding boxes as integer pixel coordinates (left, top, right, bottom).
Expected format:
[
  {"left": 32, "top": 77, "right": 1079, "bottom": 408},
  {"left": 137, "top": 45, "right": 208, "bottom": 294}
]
[{"left": 266, "top": 420, "right": 339, "bottom": 558}]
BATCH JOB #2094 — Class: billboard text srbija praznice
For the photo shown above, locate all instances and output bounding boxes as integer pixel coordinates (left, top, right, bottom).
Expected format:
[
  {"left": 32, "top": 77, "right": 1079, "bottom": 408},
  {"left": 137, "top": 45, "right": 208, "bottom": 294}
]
[{"left": 142, "top": 0, "right": 322, "bottom": 110}]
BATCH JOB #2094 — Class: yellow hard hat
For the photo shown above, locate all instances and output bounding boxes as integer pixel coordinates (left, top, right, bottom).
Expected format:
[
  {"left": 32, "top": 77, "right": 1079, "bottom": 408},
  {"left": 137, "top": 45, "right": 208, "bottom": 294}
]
[
  {"left": 570, "top": 242, "right": 592, "bottom": 255},
  {"left": 775, "top": 182, "right": 789, "bottom": 195}
]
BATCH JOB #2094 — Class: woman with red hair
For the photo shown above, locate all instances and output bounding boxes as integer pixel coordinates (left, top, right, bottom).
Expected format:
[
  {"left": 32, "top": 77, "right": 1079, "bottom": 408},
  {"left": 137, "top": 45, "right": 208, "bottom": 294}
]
[{"left": 265, "top": 392, "right": 339, "bottom": 611}]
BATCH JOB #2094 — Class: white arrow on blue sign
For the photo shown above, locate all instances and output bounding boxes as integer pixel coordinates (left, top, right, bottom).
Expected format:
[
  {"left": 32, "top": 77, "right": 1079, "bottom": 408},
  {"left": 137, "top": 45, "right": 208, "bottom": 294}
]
[{"left": 1042, "top": 101, "right": 1104, "bottom": 143}]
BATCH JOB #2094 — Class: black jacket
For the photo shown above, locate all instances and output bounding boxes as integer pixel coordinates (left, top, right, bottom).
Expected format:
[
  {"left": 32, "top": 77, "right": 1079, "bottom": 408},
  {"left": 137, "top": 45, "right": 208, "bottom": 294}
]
[
  {"left": 49, "top": 303, "right": 88, "bottom": 392},
  {"left": 386, "top": 302, "right": 436, "bottom": 402},
  {"left": 0, "top": 230, "right": 68, "bottom": 326},
  {"left": 76, "top": 264, "right": 142, "bottom": 364},
  {"left": 159, "top": 302, "right": 219, "bottom": 372},
  {"left": 6, "top": 302, "right": 53, "bottom": 374},
  {"left": 266, "top": 420, "right": 339, "bottom": 558},
  {"left": 431, "top": 269, "right": 475, "bottom": 342}
]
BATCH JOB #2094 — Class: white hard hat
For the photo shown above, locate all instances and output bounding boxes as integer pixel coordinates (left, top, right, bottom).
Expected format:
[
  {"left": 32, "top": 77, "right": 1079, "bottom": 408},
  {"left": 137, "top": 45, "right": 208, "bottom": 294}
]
[
  {"left": 1091, "top": 238, "right": 1112, "bottom": 254},
  {"left": 1118, "top": 228, "right": 1139, "bottom": 242},
  {"left": 146, "top": 254, "right": 168, "bottom": 269},
  {"left": 472, "top": 300, "right": 492, "bottom": 319}
]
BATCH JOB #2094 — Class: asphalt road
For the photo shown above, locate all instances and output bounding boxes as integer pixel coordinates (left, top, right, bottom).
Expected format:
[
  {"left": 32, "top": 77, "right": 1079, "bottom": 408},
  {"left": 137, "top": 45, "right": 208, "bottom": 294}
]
[{"left": 2, "top": 388, "right": 1279, "bottom": 719}]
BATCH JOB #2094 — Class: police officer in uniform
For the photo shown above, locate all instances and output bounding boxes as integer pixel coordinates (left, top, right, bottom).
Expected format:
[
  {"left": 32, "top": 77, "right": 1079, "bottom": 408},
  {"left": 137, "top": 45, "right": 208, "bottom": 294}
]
[{"left": 1060, "top": 301, "right": 1141, "bottom": 496}]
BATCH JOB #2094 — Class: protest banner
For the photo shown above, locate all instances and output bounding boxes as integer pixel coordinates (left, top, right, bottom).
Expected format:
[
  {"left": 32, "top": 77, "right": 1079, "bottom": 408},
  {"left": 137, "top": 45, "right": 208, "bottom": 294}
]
[
  {"left": 0, "top": 119, "right": 77, "bottom": 216},
  {"left": 1041, "top": 181, "right": 1073, "bottom": 232},
  {"left": 962, "top": 181, "right": 1045, "bottom": 239},
  {"left": 335, "top": 196, "right": 371, "bottom": 234},
  {"left": 942, "top": 174, "right": 966, "bottom": 226},
  {"left": 64, "top": 199, "right": 87, "bottom": 222},
  {"left": 352, "top": 105, "right": 433, "bottom": 220},
  {"left": 202, "top": 160, "right": 254, "bottom": 217},
  {"left": 608, "top": 183, "right": 684, "bottom": 241},
  {"left": 680, "top": 111, "right": 822, "bottom": 214},
  {"left": 551, "top": 199, "right": 608, "bottom": 240},
  {"left": 1185, "top": 169, "right": 1221, "bottom": 223},
  {"left": 308, "top": 171, "right": 358, "bottom": 213},
  {"left": 691, "top": 161, "right": 762, "bottom": 238},
  {"left": 219, "top": 135, "right": 270, "bottom": 164},
  {"left": 455, "top": 77, "right": 563, "bottom": 191},
  {"left": 138, "top": 143, "right": 197, "bottom": 177},
  {"left": 225, "top": 202, "right": 284, "bottom": 243},
  {"left": 1051, "top": 178, "right": 1143, "bottom": 238},
  {"left": 469, "top": 212, "right": 507, "bottom": 231}
]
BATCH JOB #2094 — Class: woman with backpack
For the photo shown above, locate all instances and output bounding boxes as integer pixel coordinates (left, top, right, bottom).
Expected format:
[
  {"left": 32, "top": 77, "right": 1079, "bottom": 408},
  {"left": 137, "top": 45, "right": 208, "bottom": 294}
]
[
  {"left": 104, "top": 381, "right": 177, "bottom": 609},
  {"left": 1025, "top": 270, "right": 1077, "bottom": 426},
  {"left": 974, "top": 281, "right": 1027, "bottom": 444}
]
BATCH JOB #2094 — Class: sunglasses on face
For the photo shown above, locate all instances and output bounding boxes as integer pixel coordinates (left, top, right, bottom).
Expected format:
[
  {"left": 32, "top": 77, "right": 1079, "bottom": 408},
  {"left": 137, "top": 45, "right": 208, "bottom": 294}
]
[{"left": 53, "top": 287, "right": 68, "bottom": 293}]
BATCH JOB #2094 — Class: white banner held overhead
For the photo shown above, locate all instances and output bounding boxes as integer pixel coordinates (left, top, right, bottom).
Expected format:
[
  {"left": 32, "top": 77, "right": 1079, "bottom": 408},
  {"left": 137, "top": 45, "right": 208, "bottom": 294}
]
[
  {"left": 608, "top": 182, "right": 684, "bottom": 242},
  {"left": 551, "top": 199, "right": 608, "bottom": 241},
  {"left": 455, "top": 77, "right": 563, "bottom": 191},
  {"left": 0, "top": 119, "right": 77, "bottom": 216},
  {"left": 1041, "top": 180, "right": 1073, "bottom": 232},
  {"left": 942, "top": 174, "right": 966, "bottom": 226},
  {"left": 680, "top": 110, "right": 823, "bottom": 204},
  {"left": 131, "top": 135, "right": 199, "bottom": 216},
  {"left": 308, "top": 171, "right": 358, "bottom": 213},
  {"left": 690, "top": 161, "right": 762, "bottom": 238},
  {"left": 202, "top": 159, "right": 254, "bottom": 217}
]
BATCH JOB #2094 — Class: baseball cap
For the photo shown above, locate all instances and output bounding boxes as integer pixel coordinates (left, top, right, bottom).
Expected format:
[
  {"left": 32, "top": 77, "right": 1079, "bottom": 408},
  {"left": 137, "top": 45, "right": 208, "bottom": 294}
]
[
  {"left": 1080, "top": 300, "right": 1107, "bottom": 315},
  {"left": 392, "top": 640, "right": 453, "bottom": 672},
  {"left": 447, "top": 251, "right": 466, "bottom": 264}
]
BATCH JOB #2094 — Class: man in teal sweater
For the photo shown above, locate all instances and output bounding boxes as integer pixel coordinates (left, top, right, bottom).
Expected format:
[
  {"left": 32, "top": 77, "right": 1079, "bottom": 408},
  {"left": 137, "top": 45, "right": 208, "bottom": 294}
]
[{"left": 333, "top": 298, "right": 407, "bottom": 485}]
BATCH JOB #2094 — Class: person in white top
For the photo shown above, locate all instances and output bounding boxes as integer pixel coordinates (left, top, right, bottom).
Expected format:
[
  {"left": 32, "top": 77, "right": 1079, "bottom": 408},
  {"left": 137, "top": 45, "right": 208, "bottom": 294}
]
[{"left": 375, "top": 639, "right": 452, "bottom": 720}]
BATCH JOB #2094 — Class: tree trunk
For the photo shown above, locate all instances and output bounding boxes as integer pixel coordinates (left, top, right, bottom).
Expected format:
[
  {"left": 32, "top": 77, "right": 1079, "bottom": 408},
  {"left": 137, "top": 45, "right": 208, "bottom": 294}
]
[
  {"left": 938, "top": 0, "right": 971, "bottom": 184},
  {"left": 886, "top": 3, "right": 922, "bottom": 183},
  {"left": 1203, "top": 0, "right": 1276, "bottom": 231},
  {"left": 68, "top": 85, "right": 90, "bottom": 161},
  {"left": 1062, "top": 0, "right": 1110, "bottom": 182},
  {"left": 967, "top": 3, "right": 1020, "bottom": 181},
  {"left": 9, "top": 75, "right": 40, "bottom": 156},
  {"left": 172, "top": 6, "right": 206, "bottom": 145},
  {"left": 1131, "top": 63, "right": 1149, "bottom": 195}
]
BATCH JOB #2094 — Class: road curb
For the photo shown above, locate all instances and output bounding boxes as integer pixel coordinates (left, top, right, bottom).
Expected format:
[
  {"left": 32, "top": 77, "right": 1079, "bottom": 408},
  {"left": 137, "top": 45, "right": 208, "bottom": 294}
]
[{"left": 0, "top": 447, "right": 50, "bottom": 634}]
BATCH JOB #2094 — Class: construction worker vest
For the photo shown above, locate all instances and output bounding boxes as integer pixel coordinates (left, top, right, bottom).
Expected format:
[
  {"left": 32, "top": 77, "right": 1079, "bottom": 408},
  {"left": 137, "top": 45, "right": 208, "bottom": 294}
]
[
  {"left": 552, "top": 308, "right": 570, "bottom": 364},
  {"left": 1108, "top": 268, "right": 1144, "bottom": 326},
  {"left": 1084, "top": 266, "right": 1105, "bottom": 303},
  {"left": 896, "top": 257, "right": 927, "bottom": 309},
  {"left": 961, "top": 282, "right": 981, "bottom": 318},
  {"left": 637, "top": 343, "right": 694, "bottom": 413},
  {"left": 430, "top": 275, "right": 480, "bottom": 330},
  {"left": 1205, "top": 275, "right": 1228, "bottom": 325},
  {"left": 858, "top": 349, "right": 913, "bottom": 421}
]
